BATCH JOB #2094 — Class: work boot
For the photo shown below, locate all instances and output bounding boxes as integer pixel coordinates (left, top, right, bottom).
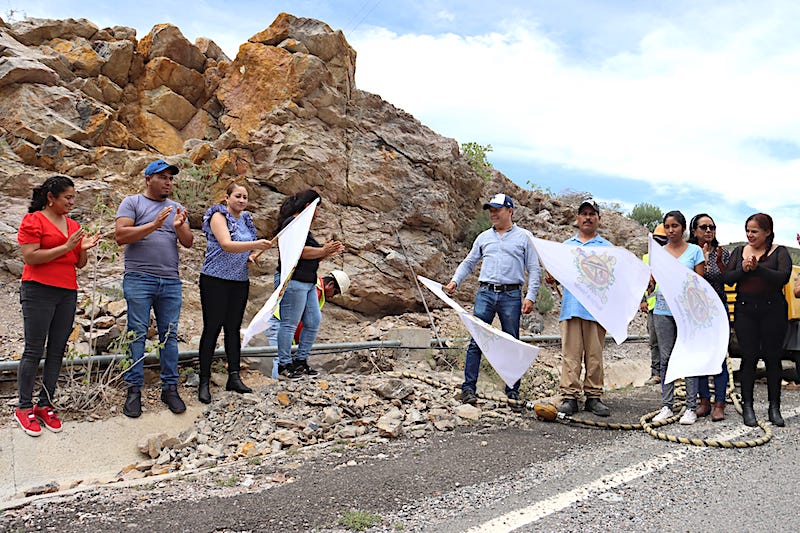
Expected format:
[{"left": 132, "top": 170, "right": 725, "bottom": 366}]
[
  {"left": 558, "top": 398, "right": 578, "bottom": 416},
  {"left": 198, "top": 375, "right": 211, "bottom": 404},
  {"left": 768, "top": 402, "right": 785, "bottom": 427},
  {"left": 741, "top": 401, "right": 757, "bottom": 427},
  {"left": 711, "top": 401, "right": 725, "bottom": 422},
  {"left": 460, "top": 389, "right": 478, "bottom": 405},
  {"left": 161, "top": 384, "right": 186, "bottom": 414},
  {"left": 507, "top": 390, "right": 525, "bottom": 413},
  {"left": 123, "top": 386, "right": 142, "bottom": 418},
  {"left": 584, "top": 397, "right": 610, "bottom": 417},
  {"left": 226, "top": 371, "right": 253, "bottom": 394},
  {"left": 696, "top": 397, "right": 712, "bottom": 417}
]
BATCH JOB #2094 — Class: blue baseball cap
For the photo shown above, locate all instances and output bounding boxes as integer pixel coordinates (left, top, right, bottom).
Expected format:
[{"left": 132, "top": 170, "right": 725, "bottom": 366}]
[
  {"left": 144, "top": 159, "right": 179, "bottom": 177},
  {"left": 482, "top": 193, "right": 514, "bottom": 210}
]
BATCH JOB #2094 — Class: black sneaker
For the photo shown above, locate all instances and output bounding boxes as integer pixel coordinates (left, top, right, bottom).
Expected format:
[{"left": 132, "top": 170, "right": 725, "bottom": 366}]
[
  {"left": 295, "top": 360, "right": 319, "bottom": 376},
  {"left": 161, "top": 384, "right": 186, "bottom": 414},
  {"left": 507, "top": 390, "right": 525, "bottom": 412},
  {"left": 123, "top": 387, "right": 142, "bottom": 418},
  {"left": 278, "top": 362, "right": 302, "bottom": 381},
  {"left": 460, "top": 389, "right": 478, "bottom": 405},
  {"left": 558, "top": 398, "right": 578, "bottom": 416},
  {"left": 584, "top": 397, "right": 611, "bottom": 417}
]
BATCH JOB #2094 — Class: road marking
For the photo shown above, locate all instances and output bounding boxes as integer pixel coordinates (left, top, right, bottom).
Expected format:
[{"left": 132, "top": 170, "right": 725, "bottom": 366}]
[{"left": 467, "top": 406, "right": 800, "bottom": 533}]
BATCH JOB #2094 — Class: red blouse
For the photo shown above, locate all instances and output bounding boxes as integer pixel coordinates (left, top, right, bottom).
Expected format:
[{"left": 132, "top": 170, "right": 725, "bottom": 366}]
[{"left": 17, "top": 211, "right": 83, "bottom": 290}]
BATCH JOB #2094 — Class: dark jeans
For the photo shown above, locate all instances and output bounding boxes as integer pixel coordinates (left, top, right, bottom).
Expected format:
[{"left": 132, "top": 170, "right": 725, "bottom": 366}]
[
  {"left": 198, "top": 273, "right": 249, "bottom": 377},
  {"left": 698, "top": 363, "right": 730, "bottom": 403},
  {"left": 462, "top": 286, "right": 522, "bottom": 396},
  {"left": 18, "top": 281, "right": 77, "bottom": 409},
  {"left": 733, "top": 293, "right": 788, "bottom": 404}
]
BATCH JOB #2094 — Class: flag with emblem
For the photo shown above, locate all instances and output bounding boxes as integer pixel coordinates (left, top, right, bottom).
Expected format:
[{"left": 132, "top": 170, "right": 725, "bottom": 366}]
[
  {"left": 529, "top": 236, "right": 650, "bottom": 344},
  {"left": 648, "top": 235, "right": 729, "bottom": 383},
  {"left": 241, "top": 199, "right": 319, "bottom": 347},
  {"left": 418, "top": 276, "right": 541, "bottom": 388}
]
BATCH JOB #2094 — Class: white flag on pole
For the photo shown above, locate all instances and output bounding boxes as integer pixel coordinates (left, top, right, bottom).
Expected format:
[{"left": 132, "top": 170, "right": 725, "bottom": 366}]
[
  {"left": 418, "top": 276, "right": 540, "bottom": 388},
  {"left": 648, "top": 235, "right": 729, "bottom": 383},
  {"left": 529, "top": 236, "right": 650, "bottom": 344},
  {"left": 241, "top": 199, "right": 319, "bottom": 347}
]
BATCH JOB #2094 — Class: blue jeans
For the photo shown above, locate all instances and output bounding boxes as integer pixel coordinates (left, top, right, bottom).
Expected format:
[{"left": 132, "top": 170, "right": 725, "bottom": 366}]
[
  {"left": 123, "top": 272, "right": 182, "bottom": 388},
  {"left": 698, "top": 364, "right": 729, "bottom": 404},
  {"left": 277, "top": 279, "right": 321, "bottom": 365},
  {"left": 264, "top": 315, "right": 280, "bottom": 378},
  {"left": 462, "top": 287, "right": 522, "bottom": 396}
]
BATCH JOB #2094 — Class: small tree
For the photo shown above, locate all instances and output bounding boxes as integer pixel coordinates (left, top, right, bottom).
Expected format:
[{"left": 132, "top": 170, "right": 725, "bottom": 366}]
[
  {"left": 461, "top": 142, "right": 493, "bottom": 182},
  {"left": 629, "top": 203, "right": 663, "bottom": 231}
]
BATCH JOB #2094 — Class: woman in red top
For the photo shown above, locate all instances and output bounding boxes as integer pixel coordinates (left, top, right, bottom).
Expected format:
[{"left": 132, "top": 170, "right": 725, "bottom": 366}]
[{"left": 15, "top": 176, "right": 99, "bottom": 437}]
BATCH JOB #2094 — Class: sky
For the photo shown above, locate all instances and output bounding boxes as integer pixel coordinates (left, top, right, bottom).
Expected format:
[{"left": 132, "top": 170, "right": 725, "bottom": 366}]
[{"left": 15, "top": 0, "right": 800, "bottom": 246}]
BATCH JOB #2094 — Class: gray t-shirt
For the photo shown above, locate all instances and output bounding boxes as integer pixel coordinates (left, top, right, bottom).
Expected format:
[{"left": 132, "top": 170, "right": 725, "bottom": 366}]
[{"left": 116, "top": 194, "right": 184, "bottom": 279}]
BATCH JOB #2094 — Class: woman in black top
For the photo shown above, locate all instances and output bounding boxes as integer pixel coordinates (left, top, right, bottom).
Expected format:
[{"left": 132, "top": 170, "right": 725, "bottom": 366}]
[
  {"left": 723, "top": 213, "right": 792, "bottom": 427},
  {"left": 274, "top": 190, "right": 344, "bottom": 379}
]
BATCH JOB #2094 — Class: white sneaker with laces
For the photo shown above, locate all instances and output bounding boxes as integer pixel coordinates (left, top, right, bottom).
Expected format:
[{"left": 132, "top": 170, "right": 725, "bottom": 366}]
[
  {"left": 679, "top": 409, "right": 697, "bottom": 425},
  {"left": 652, "top": 406, "right": 673, "bottom": 423}
]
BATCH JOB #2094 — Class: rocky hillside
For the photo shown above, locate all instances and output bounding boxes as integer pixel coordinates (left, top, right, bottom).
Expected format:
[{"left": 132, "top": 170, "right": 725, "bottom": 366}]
[{"left": 0, "top": 13, "right": 649, "bottom": 347}]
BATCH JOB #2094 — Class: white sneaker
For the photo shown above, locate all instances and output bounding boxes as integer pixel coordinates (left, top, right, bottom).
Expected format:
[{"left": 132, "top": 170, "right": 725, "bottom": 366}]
[
  {"left": 652, "top": 406, "right": 673, "bottom": 423},
  {"left": 679, "top": 409, "right": 697, "bottom": 425}
]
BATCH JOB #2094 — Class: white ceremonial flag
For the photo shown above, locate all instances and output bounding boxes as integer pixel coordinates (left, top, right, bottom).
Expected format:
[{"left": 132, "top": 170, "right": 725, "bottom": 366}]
[
  {"left": 529, "top": 236, "right": 650, "bottom": 345},
  {"left": 648, "top": 235, "right": 729, "bottom": 383},
  {"left": 417, "top": 275, "right": 468, "bottom": 314},
  {"left": 418, "top": 276, "right": 541, "bottom": 388},
  {"left": 241, "top": 199, "right": 319, "bottom": 347}
]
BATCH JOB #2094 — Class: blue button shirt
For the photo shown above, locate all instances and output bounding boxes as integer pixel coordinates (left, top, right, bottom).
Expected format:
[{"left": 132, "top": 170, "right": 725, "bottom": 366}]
[
  {"left": 452, "top": 224, "right": 540, "bottom": 302},
  {"left": 559, "top": 233, "right": 613, "bottom": 322}
]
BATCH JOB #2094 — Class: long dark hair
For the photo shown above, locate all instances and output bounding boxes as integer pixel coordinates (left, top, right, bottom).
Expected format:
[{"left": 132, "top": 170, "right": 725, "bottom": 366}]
[
  {"left": 746, "top": 213, "right": 775, "bottom": 262},
  {"left": 663, "top": 210, "right": 686, "bottom": 232},
  {"left": 688, "top": 213, "right": 719, "bottom": 248},
  {"left": 29, "top": 175, "right": 74, "bottom": 213},
  {"left": 276, "top": 190, "right": 321, "bottom": 232}
]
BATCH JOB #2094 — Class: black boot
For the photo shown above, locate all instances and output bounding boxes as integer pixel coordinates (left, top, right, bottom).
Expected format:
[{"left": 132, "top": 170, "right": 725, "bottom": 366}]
[
  {"left": 198, "top": 376, "right": 211, "bottom": 404},
  {"left": 768, "top": 402, "right": 785, "bottom": 427},
  {"left": 226, "top": 371, "right": 252, "bottom": 394},
  {"left": 742, "top": 402, "right": 757, "bottom": 427}
]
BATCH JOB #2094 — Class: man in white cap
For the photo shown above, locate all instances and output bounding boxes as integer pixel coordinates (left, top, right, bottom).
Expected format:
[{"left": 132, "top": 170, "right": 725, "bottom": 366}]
[
  {"left": 262, "top": 270, "right": 350, "bottom": 379},
  {"left": 445, "top": 193, "right": 540, "bottom": 408}
]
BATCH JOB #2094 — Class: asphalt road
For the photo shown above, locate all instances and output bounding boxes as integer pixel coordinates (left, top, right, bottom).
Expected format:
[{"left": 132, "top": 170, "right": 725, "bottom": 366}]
[{"left": 3, "top": 381, "right": 800, "bottom": 532}]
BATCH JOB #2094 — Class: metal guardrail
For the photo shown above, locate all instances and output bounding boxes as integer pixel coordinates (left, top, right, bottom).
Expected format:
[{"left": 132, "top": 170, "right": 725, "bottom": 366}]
[{"left": 0, "top": 334, "right": 650, "bottom": 373}]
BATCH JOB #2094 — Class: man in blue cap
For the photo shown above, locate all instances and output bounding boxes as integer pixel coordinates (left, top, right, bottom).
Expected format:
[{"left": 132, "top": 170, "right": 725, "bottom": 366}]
[
  {"left": 445, "top": 193, "right": 540, "bottom": 409},
  {"left": 115, "top": 159, "right": 194, "bottom": 417}
]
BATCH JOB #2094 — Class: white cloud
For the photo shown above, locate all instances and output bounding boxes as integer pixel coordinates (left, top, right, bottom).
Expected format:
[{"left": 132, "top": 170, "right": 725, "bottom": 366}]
[{"left": 350, "top": 2, "right": 800, "bottom": 244}]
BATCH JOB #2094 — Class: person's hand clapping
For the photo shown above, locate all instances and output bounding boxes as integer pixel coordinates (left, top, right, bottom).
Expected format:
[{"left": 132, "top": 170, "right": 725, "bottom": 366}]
[
  {"left": 65, "top": 227, "right": 84, "bottom": 251},
  {"left": 323, "top": 240, "right": 345, "bottom": 257},
  {"left": 81, "top": 231, "right": 101, "bottom": 251},
  {"left": 173, "top": 207, "right": 187, "bottom": 228}
]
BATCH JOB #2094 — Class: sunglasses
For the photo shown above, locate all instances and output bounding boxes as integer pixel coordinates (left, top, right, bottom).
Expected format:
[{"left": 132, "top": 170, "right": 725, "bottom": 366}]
[{"left": 698, "top": 224, "right": 716, "bottom": 231}]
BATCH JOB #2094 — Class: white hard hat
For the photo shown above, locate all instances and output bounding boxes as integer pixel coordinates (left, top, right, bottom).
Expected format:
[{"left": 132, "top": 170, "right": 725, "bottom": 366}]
[{"left": 330, "top": 270, "right": 350, "bottom": 295}]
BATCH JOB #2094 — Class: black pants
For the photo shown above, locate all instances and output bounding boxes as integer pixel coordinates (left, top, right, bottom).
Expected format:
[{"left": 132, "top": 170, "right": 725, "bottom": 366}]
[
  {"left": 733, "top": 293, "right": 788, "bottom": 404},
  {"left": 198, "top": 274, "right": 249, "bottom": 377},
  {"left": 18, "top": 281, "right": 77, "bottom": 409}
]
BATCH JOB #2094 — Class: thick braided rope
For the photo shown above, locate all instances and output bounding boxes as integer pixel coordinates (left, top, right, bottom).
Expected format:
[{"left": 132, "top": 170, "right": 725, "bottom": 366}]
[{"left": 391, "top": 359, "right": 773, "bottom": 448}]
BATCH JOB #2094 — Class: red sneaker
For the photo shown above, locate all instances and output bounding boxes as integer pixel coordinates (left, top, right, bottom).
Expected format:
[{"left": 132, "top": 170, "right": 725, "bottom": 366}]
[
  {"left": 15, "top": 408, "right": 42, "bottom": 437},
  {"left": 33, "top": 405, "right": 63, "bottom": 433}
]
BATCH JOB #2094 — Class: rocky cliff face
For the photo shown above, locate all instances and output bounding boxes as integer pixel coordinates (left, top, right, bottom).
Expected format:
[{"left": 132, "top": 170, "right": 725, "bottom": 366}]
[{"left": 0, "top": 13, "right": 648, "bottom": 329}]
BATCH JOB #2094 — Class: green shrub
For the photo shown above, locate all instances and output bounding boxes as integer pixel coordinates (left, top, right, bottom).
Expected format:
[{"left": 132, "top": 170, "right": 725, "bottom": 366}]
[{"left": 338, "top": 510, "right": 382, "bottom": 531}]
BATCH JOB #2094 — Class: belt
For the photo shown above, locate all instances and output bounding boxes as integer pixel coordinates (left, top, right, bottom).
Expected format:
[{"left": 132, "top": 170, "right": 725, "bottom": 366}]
[{"left": 480, "top": 282, "right": 521, "bottom": 292}]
